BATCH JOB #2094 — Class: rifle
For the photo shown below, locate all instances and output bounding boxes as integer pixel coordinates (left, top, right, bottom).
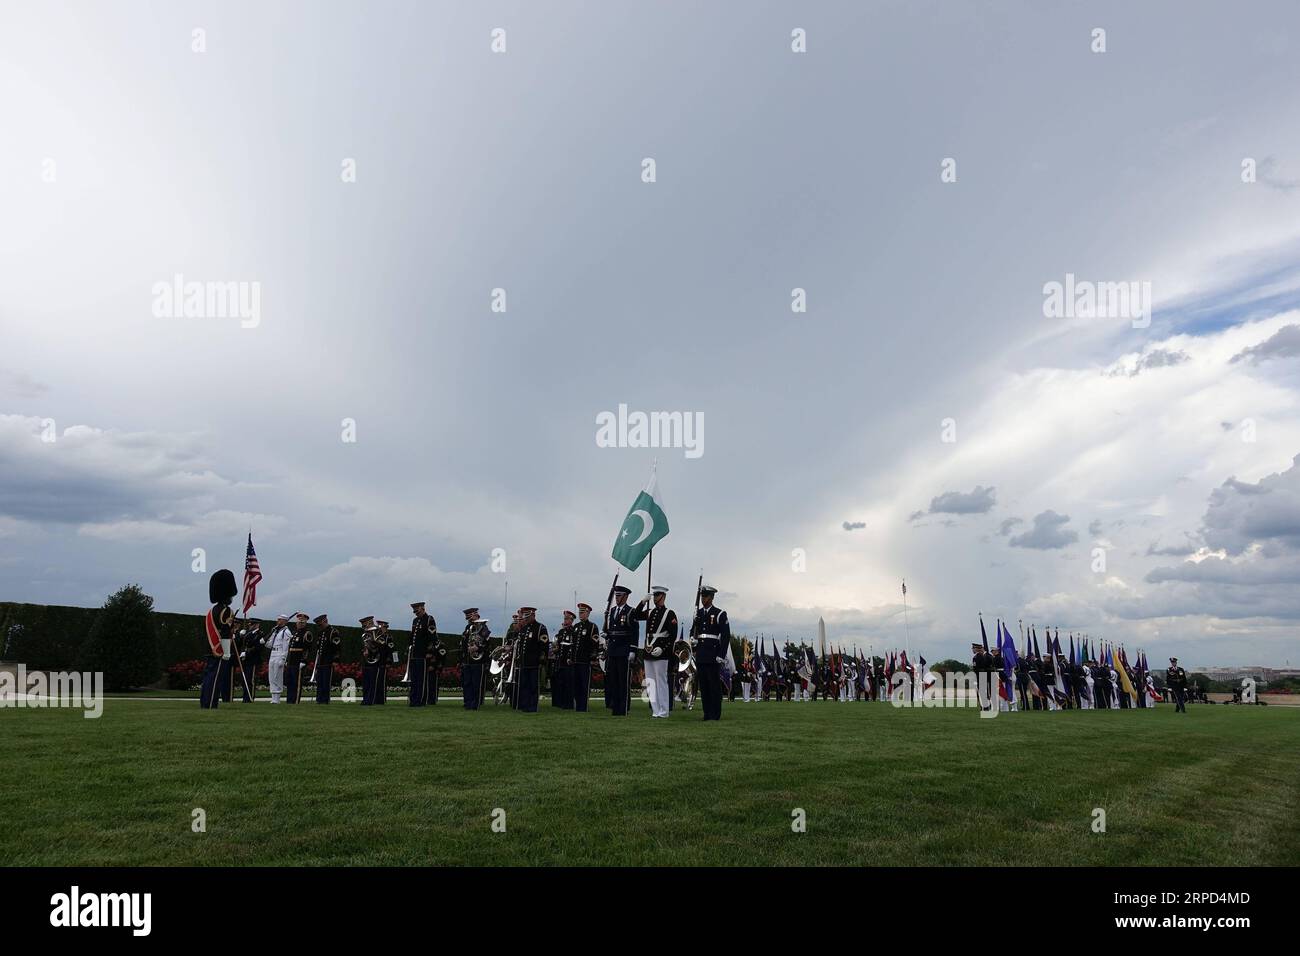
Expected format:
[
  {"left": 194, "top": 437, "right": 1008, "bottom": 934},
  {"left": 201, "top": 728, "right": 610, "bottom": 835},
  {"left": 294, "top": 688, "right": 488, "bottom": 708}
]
[
  {"left": 231, "top": 612, "right": 255, "bottom": 701},
  {"left": 690, "top": 571, "right": 703, "bottom": 638},
  {"left": 603, "top": 572, "right": 620, "bottom": 633}
]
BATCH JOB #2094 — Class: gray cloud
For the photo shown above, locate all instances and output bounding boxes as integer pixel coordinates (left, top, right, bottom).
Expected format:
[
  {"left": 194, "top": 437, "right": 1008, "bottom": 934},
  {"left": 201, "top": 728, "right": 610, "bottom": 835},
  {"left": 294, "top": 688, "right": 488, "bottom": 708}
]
[
  {"left": 1201, "top": 455, "right": 1300, "bottom": 555},
  {"left": 1146, "top": 534, "right": 1199, "bottom": 557},
  {"left": 999, "top": 517, "right": 1024, "bottom": 537},
  {"left": 1109, "top": 348, "right": 1190, "bottom": 377},
  {"left": 928, "top": 486, "right": 997, "bottom": 516},
  {"left": 1258, "top": 156, "right": 1300, "bottom": 192},
  {"left": 1230, "top": 324, "right": 1300, "bottom": 364},
  {"left": 0, "top": 368, "right": 49, "bottom": 398},
  {"left": 842, "top": 520, "right": 866, "bottom": 531},
  {"left": 1008, "top": 511, "right": 1078, "bottom": 550}
]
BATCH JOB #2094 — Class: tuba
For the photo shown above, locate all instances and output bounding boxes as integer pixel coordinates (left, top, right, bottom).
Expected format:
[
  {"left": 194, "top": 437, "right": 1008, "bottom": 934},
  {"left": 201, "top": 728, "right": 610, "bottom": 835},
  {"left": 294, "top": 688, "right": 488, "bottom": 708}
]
[
  {"left": 466, "top": 622, "right": 488, "bottom": 662},
  {"left": 673, "top": 638, "right": 693, "bottom": 667}
]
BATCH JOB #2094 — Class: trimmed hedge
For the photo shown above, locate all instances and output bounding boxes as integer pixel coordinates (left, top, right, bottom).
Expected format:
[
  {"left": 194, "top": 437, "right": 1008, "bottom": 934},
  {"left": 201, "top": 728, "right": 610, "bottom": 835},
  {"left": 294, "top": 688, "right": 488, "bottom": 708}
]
[{"left": 1, "top": 600, "right": 458, "bottom": 676}]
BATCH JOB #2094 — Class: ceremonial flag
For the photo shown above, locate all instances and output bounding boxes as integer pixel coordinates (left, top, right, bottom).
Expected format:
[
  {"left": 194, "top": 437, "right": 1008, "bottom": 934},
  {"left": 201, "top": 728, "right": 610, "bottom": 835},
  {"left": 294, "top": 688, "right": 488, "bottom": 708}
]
[
  {"left": 1000, "top": 620, "right": 1018, "bottom": 678},
  {"left": 980, "top": 615, "right": 989, "bottom": 652},
  {"left": 610, "top": 463, "right": 669, "bottom": 572},
  {"left": 242, "top": 533, "right": 262, "bottom": 614}
]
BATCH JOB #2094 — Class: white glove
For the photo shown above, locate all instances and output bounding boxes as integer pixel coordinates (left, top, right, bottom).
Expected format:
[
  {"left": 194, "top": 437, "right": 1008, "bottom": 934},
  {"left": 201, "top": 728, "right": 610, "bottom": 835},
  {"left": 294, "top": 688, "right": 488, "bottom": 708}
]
[
  {"left": 716, "top": 656, "right": 726, "bottom": 665},
  {"left": 651, "top": 647, "right": 662, "bottom": 658}
]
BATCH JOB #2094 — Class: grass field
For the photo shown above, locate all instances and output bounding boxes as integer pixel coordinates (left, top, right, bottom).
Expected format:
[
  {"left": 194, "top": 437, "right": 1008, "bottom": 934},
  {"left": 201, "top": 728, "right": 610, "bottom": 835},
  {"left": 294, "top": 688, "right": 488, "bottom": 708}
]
[{"left": 2, "top": 698, "right": 1297, "bottom": 866}]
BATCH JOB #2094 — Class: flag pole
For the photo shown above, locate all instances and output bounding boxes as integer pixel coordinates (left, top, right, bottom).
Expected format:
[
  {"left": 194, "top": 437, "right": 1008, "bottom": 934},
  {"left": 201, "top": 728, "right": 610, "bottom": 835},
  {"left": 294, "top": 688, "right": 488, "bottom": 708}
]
[{"left": 901, "top": 579, "right": 911, "bottom": 668}]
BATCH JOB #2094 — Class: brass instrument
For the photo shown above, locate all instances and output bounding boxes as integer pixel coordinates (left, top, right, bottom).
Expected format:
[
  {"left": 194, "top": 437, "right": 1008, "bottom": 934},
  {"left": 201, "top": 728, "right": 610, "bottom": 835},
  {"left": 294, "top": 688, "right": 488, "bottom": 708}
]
[
  {"left": 673, "top": 638, "right": 693, "bottom": 667},
  {"left": 466, "top": 621, "right": 488, "bottom": 662}
]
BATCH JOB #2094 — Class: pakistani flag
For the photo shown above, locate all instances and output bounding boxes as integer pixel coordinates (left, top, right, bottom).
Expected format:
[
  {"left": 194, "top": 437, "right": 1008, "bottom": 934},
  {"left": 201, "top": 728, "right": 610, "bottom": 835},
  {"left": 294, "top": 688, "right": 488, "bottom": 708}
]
[{"left": 611, "top": 465, "right": 669, "bottom": 571}]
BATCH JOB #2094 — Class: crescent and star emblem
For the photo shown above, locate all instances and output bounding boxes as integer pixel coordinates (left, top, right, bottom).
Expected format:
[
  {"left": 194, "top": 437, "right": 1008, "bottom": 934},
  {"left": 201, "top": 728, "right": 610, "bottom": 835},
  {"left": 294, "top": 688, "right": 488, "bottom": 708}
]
[{"left": 627, "top": 509, "right": 653, "bottom": 546}]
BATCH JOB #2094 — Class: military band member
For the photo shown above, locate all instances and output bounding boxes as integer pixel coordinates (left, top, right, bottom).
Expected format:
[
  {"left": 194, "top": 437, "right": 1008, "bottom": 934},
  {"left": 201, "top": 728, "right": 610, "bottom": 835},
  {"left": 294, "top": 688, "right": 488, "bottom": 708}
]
[
  {"left": 572, "top": 603, "right": 599, "bottom": 712},
  {"left": 511, "top": 607, "right": 548, "bottom": 713},
  {"left": 503, "top": 612, "right": 522, "bottom": 708},
  {"left": 552, "top": 611, "right": 577, "bottom": 709},
  {"left": 313, "top": 614, "right": 341, "bottom": 704},
  {"left": 374, "top": 621, "right": 396, "bottom": 704},
  {"left": 459, "top": 608, "right": 491, "bottom": 710},
  {"left": 285, "top": 612, "right": 314, "bottom": 704},
  {"left": 266, "top": 613, "right": 293, "bottom": 704},
  {"left": 360, "top": 616, "right": 381, "bottom": 706},
  {"left": 408, "top": 601, "right": 439, "bottom": 707},
  {"left": 604, "top": 585, "right": 636, "bottom": 716},
  {"left": 236, "top": 620, "right": 263, "bottom": 702},
  {"left": 691, "top": 585, "right": 731, "bottom": 721},
  {"left": 200, "top": 569, "right": 238, "bottom": 709},
  {"left": 634, "top": 586, "right": 677, "bottom": 718}
]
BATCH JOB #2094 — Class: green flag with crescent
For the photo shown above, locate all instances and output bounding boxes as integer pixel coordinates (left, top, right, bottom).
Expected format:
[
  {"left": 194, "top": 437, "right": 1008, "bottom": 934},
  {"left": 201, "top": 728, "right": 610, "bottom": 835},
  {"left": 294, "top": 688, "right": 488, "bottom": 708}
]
[{"left": 611, "top": 465, "right": 669, "bottom": 572}]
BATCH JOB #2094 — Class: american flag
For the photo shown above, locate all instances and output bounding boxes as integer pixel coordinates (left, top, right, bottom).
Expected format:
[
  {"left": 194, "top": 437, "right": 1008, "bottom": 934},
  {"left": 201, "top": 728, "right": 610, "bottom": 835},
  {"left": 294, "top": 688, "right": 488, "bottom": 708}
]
[
  {"left": 901, "top": 579, "right": 907, "bottom": 597},
  {"left": 242, "top": 533, "right": 262, "bottom": 614}
]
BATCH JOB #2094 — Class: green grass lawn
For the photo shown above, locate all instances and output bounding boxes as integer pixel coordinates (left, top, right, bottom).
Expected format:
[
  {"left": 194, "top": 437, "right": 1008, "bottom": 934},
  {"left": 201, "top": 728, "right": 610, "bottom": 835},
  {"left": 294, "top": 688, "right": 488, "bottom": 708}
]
[{"left": 1, "top": 699, "right": 1297, "bottom": 866}]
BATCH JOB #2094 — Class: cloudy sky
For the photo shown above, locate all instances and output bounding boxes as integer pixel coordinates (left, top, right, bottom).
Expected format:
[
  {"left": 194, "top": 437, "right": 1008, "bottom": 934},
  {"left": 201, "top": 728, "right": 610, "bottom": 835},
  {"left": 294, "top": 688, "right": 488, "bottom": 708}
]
[{"left": 2, "top": 1, "right": 1299, "bottom": 667}]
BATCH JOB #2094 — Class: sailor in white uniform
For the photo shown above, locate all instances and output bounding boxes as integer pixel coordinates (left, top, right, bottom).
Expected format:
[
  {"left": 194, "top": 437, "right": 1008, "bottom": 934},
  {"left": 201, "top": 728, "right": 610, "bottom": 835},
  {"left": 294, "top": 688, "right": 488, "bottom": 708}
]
[{"left": 265, "top": 612, "right": 293, "bottom": 703}]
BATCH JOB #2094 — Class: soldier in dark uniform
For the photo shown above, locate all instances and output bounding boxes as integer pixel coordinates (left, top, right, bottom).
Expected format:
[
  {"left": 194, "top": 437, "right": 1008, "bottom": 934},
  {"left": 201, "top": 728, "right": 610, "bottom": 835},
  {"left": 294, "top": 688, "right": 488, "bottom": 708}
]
[
  {"left": 285, "top": 612, "right": 314, "bottom": 704},
  {"left": 634, "top": 586, "right": 678, "bottom": 718},
  {"left": 235, "top": 620, "right": 262, "bottom": 702},
  {"left": 604, "top": 585, "right": 636, "bottom": 716},
  {"left": 552, "top": 610, "right": 577, "bottom": 709},
  {"left": 1013, "top": 651, "right": 1030, "bottom": 711},
  {"left": 459, "top": 607, "right": 491, "bottom": 710},
  {"left": 512, "top": 607, "right": 548, "bottom": 713},
  {"left": 971, "top": 642, "right": 990, "bottom": 711},
  {"left": 572, "top": 602, "right": 599, "bottom": 712},
  {"left": 374, "top": 621, "right": 396, "bottom": 704},
  {"left": 691, "top": 585, "right": 731, "bottom": 721},
  {"left": 313, "top": 613, "right": 340, "bottom": 704},
  {"left": 1166, "top": 657, "right": 1188, "bottom": 713},
  {"left": 1040, "top": 646, "right": 1057, "bottom": 709},
  {"left": 359, "top": 617, "right": 380, "bottom": 705},
  {"left": 408, "top": 601, "right": 438, "bottom": 707},
  {"left": 200, "top": 569, "right": 238, "bottom": 709}
]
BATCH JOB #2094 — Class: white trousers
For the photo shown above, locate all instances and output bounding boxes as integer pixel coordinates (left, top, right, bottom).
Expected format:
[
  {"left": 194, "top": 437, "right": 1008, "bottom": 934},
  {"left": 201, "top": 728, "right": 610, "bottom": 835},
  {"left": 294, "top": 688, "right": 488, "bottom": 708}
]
[
  {"left": 644, "top": 659, "right": 669, "bottom": 716},
  {"left": 268, "top": 657, "right": 286, "bottom": 701}
]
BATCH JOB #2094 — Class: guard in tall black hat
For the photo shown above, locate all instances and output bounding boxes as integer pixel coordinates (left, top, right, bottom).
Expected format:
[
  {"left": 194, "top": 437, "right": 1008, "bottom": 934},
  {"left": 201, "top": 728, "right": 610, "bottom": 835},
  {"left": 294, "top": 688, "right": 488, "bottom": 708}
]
[
  {"left": 604, "top": 585, "right": 636, "bottom": 716},
  {"left": 200, "top": 570, "right": 238, "bottom": 709},
  {"left": 572, "top": 603, "right": 599, "bottom": 712},
  {"left": 408, "top": 601, "right": 441, "bottom": 707},
  {"left": 459, "top": 608, "right": 492, "bottom": 710},
  {"left": 690, "top": 585, "right": 731, "bottom": 721},
  {"left": 312, "top": 614, "right": 341, "bottom": 703},
  {"left": 512, "top": 607, "right": 548, "bottom": 713}
]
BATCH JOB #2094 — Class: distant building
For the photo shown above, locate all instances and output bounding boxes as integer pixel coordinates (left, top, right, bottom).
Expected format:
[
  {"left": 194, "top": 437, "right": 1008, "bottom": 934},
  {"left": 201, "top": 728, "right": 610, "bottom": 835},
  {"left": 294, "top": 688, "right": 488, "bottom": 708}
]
[{"left": 1193, "top": 666, "right": 1300, "bottom": 681}]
